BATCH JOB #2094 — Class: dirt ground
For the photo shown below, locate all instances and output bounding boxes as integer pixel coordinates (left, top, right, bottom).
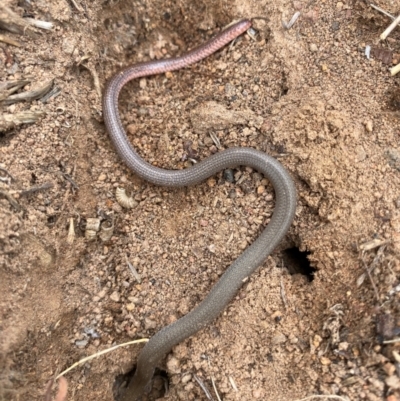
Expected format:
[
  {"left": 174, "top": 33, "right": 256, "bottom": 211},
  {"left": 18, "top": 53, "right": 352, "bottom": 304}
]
[{"left": 1, "top": 0, "right": 400, "bottom": 400}]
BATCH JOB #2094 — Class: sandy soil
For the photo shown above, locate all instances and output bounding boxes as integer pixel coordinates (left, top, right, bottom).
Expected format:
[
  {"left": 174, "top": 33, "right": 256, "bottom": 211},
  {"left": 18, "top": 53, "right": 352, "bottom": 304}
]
[{"left": 1, "top": 0, "right": 400, "bottom": 400}]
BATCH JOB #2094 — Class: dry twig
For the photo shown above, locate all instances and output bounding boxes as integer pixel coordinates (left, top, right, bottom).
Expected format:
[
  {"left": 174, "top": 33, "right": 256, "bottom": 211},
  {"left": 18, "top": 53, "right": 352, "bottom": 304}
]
[
  {"left": 20, "top": 182, "right": 54, "bottom": 197},
  {"left": 293, "top": 395, "right": 349, "bottom": 401},
  {"left": 2, "top": 79, "right": 54, "bottom": 105},
  {"left": 0, "top": 33, "right": 20, "bottom": 46},
  {"left": 0, "top": 111, "right": 45, "bottom": 133},
  {"left": 380, "top": 13, "right": 400, "bottom": 40}
]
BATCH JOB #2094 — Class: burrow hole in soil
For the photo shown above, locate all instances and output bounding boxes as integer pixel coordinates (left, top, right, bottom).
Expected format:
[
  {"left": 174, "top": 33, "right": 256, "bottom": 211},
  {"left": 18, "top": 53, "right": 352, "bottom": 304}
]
[
  {"left": 113, "top": 368, "right": 168, "bottom": 400},
  {"left": 281, "top": 247, "right": 316, "bottom": 281}
]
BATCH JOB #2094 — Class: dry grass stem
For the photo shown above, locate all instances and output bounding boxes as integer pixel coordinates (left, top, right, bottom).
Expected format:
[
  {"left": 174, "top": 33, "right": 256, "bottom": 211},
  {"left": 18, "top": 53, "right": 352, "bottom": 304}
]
[
  {"left": 391, "top": 63, "right": 400, "bottom": 76},
  {"left": 0, "top": 33, "right": 20, "bottom": 46},
  {"left": 293, "top": 395, "right": 349, "bottom": 401},
  {"left": 56, "top": 338, "right": 148, "bottom": 379},
  {"left": 370, "top": 4, "right": 395, "bottom": 20},
  {"left": 380, "top": 13, "right": 400, "bottom": 40}
]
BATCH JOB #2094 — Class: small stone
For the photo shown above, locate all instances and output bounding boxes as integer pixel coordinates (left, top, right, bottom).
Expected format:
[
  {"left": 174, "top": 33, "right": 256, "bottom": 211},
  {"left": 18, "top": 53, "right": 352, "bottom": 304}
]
[
  {"left": 223, "top": 169, "right": 234, "bottom": 183},
  {"left": 336, "top": 2, "right": 343, "bottom": 11},
  {"left": 239, "top": 240, "right": 248, "bottom": 250},
  {"left": 139, "top": 78, "right": 147, "bottom": 89},
  {"left": 126, "top": 303, "right": 135, "bottom": 311},
  {"left": 307, "top": 130, "right": 318, "bottom": 141},
  {"left": 271, "top": 332, "right": 287, "bottom": 345},
  {"left": 313, "top": 334, "right": 322, "bottom": 348},
  {"left": 383, "top": 363, "right": 396, "bottom": 376},
  {"left": 127, "top": 124, "right": 139, "bottom": 135},
  {"left": 309, "top": 43, "right": 318, "bottom": 52},
  {"left": 252, "top": 388, "right": 264, "bottom": 398},
  {"left": 257, "top": 185, "right": 265, "bottom": 194},
  {"left": 62, "top": 38, "right": 76, "bottom": 54},
  {"left": 144, "top": 318, "right": 157, "bottom": 330},
  {"left": 98, "top": 173, "right": 107, "bottom": 181},
  {"left": 207, "top": 177, "right": 216, "bottom": 187},
  {"left": 216, "top": 62, "right": 227, "bottom": 70},
  {"left": 386, "top": 375, "right": 400, "bottom": 390},
  {"left": 365, "top": 120, "right": 373, "bottom": 132},
  {"left": 320, "top": 356, "right": 331, "bottom": 365},
  {"left": 109, "top": 291, "right": 120, "bottom": 302},
  {"left": 75, "top": 339, "right": 88, "bottom": 348},
  {"left": 97, "top": 288, "right": 107, "bottom": 299},
  {"left": 200, "top": 219, "right": 208, "bottom": 227},
  {"left": 232, "top": 51, "right": 242, "bottom": 62},
  {"left": 181, "top": 374, "right": 192, "bottom": 384},
  {"left": 165, "top": 71, "right": 173, "bottom": 79},
  {"left": 166, "top": 356, "right": 181, "bottom": 374}
]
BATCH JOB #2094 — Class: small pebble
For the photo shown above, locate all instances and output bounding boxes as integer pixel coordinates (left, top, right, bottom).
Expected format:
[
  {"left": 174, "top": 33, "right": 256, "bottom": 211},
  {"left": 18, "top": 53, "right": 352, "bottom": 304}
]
[
  {"left": 144, "top": 318, "right": 157, "bottom": 330},
  {"left": 97, "top": 288, "right": 107, "bottom": 299},
  {"left": 109, "top": 291, "right": 120, "bottom": 302},
  {"left": 232, "top": 51, "right": 242, "bottom": 62},
  {"left": 139, "top": 78, "right": 147, "bottom": 89},
  {"left": 386, "top": 375, "right": 400, "bottom": 389},
  {"left": 313, "top": 334, "right": 322, "bottom": 348},
  {"left": 320, "top": 356, "right": 331, "bottom": 365},
  {"left": 383, "top": 363, "right": 396, "bottom": 376},
  {"left": 257, "top": 185, "right": 265, "bottom": 194},
  {"left": 207, "top": 177, "right": 216, "bottom": 187},
  {"left": 181, "top": 374, "right": 192, "bottom": 384},
  {"left": 365, "top": 120, "right": 373, "bottom": 132},
  {"left": 271, "top": 332, "right": 287, "bottom": 345},
  {"left": 75, "top": 339, "right": 88, "bottom": 348},
  {"left": 223, "top": 169, "right": 235, "bottom": 183},
  {"left": 166, "top": 356, "right": 181, "bottom": 374}
]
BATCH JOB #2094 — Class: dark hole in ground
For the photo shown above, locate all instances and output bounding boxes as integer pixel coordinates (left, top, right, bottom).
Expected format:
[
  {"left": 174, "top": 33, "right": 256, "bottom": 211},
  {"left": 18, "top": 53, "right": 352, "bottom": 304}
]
[
  {"left": 113, "top": 367, "right": 168, "bottom": 401},
  {"left": 281, "top": 247, "right": 316, "bottom": 281}
]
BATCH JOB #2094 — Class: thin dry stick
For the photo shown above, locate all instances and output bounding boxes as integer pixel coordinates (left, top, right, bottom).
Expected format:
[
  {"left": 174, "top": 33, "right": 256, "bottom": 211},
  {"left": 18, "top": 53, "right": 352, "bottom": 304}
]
[
  {"left": 370, "top": 3, "right": 395, "bottom": 20},
  {"left": 283, "top": 11, "right": 301, "bottom": 29},
  {"left": 280, "top": 277, "right": 288, "bottom": 309},
  {"left": 391, "top": 63, "right": 400, "bottom": 76},
  {"left": 70, "top": 0, "right": 84, "bottom": 12},
  {"left": 126, "top": 255, "right": 142, "bottom": 283},
  {"left": 364, "top": 260, "right": 380, "bottom": 301},
  {"left": 380, "top": 13, "right": 400, "bottom": 40},
  {"left": 207, "top": 358, "right": 222, "bottom": 401},
  {"left": 56, "top": 338, "right": 148, "bottom": 379},
  {"left": 359, "top": 246, "right": 385, "bottom": 300},
  {"left": 293, "top": 395, "right": 349, "bottom": 401},
  {"left": 383, "top": 338, "right": 400, "bottom": 344},
  {"left": 20, "top": 182, "right": 53, "bottom": 197},
  {"left": 0, "top": 33, "right": 20, "bottom": 46},
  {"left": 193, "top": 374, "right": 214, "bottom": 401}
]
